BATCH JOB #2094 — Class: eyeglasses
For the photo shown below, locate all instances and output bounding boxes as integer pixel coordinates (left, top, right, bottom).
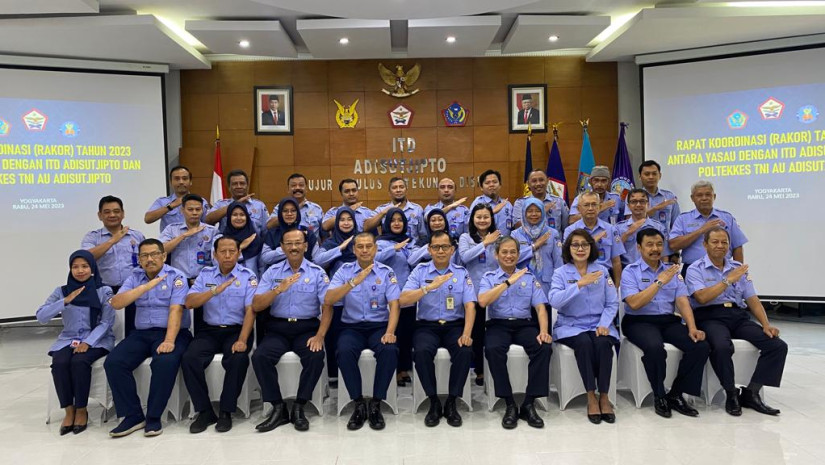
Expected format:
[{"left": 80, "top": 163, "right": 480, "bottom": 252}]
[
  {"left": 579, "top": 203, "right": 598, "bottom": 209},
  {"left": 570, "top": 243, "right": 591, "bottom": 250},
  {"left": 282, "top": 241, "right": 305, "bottom": 248},
  {"left": 627, "top": 200, "right": 647, "bottom": 205},
  {"left": 138, "top": 251, "right": 163, "bottom": 260},
  {"left": 429, "top": 245, "right": 453, "bottom": 252}
]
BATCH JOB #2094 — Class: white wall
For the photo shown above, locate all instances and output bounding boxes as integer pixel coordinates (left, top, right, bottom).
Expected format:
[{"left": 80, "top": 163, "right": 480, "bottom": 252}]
[{"left": 617, "top": 61, "right": 643, "bottom": 171}]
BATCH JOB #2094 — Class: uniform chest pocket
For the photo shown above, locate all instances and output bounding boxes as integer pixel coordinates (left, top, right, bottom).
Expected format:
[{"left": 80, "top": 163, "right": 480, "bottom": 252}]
[
  {"left": 295, "top": 284, "right": 315, "bottom": 293},
  {"left": 223, "top": 286, "right": 246, "bottom": 298},
  {"left": 516, "top": 285, "right": 533, "bottom": 297}
]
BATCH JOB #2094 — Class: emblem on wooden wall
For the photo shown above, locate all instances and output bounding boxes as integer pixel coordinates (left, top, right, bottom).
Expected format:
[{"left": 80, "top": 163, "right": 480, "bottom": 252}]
[
  {"left": 378, "top": 63, "right": 421, "bottom": 98},
  {"left": 334, "top": 99, "right": 359, "bottom": 128}
]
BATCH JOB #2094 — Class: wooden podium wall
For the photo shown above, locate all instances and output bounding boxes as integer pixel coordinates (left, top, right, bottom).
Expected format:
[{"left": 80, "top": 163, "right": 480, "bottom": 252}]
[{"left": 180, "top": 57, "right": 618, "bottom": 214}]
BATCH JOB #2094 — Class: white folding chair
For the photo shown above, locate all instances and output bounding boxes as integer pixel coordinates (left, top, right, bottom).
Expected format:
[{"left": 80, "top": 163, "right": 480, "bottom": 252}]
[
  {"left": 411, "top": 348, "right": 473, "bottom": 413},
  {"left": 337, "top": 349, "right": 398, "bottom": 415},
  {"left": 702, "top": 339, "right": 762, "bottom": 405},
  {"left": 484, "top": 345, "right": 549, "bottom": 412},
  {"left": 185, "top": 353, "right": 257, "bottom": 419},
  {"left": 272, "top": 351, "right": 328, "bottom": 416},
  {"left": 617, "top": 338, "right": 681, "bottom": 408}
]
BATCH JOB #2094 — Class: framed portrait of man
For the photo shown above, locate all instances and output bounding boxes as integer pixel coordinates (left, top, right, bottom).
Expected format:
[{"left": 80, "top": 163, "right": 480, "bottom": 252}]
[
  {"left": 254, "top": 86, "right": 293, "bottom": 135},
  {"left": 508, "top": 84, "right": 547, "bottom": 134}
]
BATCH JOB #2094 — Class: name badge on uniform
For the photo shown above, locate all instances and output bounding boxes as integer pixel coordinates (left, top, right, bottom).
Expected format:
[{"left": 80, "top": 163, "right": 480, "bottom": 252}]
[
  {"left": 506, "top": 219, "right": 512, "bottom": 230},
  {"left": 641, "top": 278, "right": 650, "bottom": 283},
  {"left": 446, "top": 295, "right": 455, "bottom": 311},
  {"left": 197, "top": 251, "right": 206, "bottom": 265},
  {"left": 206, "top": 283, "right": 217, "bottom": 288},
  {"left": 567, "top": 279, "right": 577, "bottom": 284},
  {"left": 370, "top": 298, "right": 379, "bottom": 310},
  {"left": 599, "top": 248, "right": 605, "bottom": 260},
  {"left": 548, "top": 217, "right": 556, "bottom": 228},
  {"left": 659, "top": 210, "right": 666, "bottom": 223},
  {"left": 479, "top": 252, "right": 486, "bottom": 263}
]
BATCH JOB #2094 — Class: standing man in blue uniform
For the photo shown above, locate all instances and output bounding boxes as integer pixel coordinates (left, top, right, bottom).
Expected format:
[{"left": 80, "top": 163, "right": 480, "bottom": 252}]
[
  {"left": 181, "top": 236, "right": 257, "bottom": 434},
  {"left": 512, "top": 170, "right": 568, "bottom": 234},
  {"left": 470, "top": 169, "right": 513, "bottom": 236},
  {"left": 82, "top": 195, "right": 146, "bottom": 336},
  {"left": 564, "top": 191, "right": 624, "bottom": 285},
  {"left": 160, "top": 194, "right": 219, "bottom": 282},
  {"left": 570, "top": 166, "right": 624, "bottom": 225},
  {"left": 376, "top": 177, "right": 425, "bottom": 244},
  {"left": 205, "top": 169, "right": 268, "bottom": 232},
  {"left": 633, "top": 160, "right": 680, "bottom": 231},
  {"left": 615, "top": 188, "right": 670, "bottom": 267},
  {"left": 621, "top": 228, "right": 709, "bottom": 418},
  {"left": 145, "top": 166, "right": 208, "bottom": 233},
  {"left": 251, "top": 228, "right": 330, "bottom": 432},
  {"left": 322, "top": 179, "right": 382, "bottom": 234},
  {"left": 325, "top": 232, "right": 401, "bottom": 431},
  {"left": 105, "top": 239, "right": 192, "bottom": 437},
  {"left": 669, "top": 180, "right": 747, "bottom": 272},
  {"left": 267, "top": 173, "right": 325, "bottom": 241},
  {"left": 424, "top": 178, "right": 469, "bottom": 238},
  {"left": 400, "top": 231, "right": 476, "bottom": 427},
  {"left": 686, "top": 227, "right": 787, "bottom": 416}
]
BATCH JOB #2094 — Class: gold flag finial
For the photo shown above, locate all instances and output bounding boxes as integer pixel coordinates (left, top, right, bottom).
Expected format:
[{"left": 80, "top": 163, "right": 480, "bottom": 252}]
[
  {"left": 579, "top": 118, "right": 589, "bottom": 129},
  {"left": 216, "top": 125, "right": 220, "bottom": 140}
]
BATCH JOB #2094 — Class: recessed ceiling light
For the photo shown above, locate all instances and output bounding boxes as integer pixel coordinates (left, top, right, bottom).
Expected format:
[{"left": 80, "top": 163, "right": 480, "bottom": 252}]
[
  {"left": 446, "top": 36, "right": 456, "bottom": 43},
  {"left": 239, "top": 40, "right": 250, "bottom": 48},
  {"left": 339, "top": 37, "right": 349, "bottom": 45},
  {"left": 548, "top": 35, "right": 559, "bottom": 42}
]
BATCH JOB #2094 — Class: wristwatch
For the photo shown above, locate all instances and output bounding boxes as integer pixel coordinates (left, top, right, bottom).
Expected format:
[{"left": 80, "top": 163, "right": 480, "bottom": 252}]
[
  {"left": 210, "top": 287, "right": 218, "bottom": 296},
  {"left": 348, "top": 278, "right": 356, "bottom": 289},
  {"left": 166, "top": 203, "right": 174, "bottom": 211},
  {"left": 504, "top": 280, "right": 512, "bottom": 288},
  {"left": 721, "top": 277, "right": 731, "bottom": 286},
  {"left": 421, "top": 286, "right": 429, "bottom": 295},
  {"left": 654, "top": 279, "right": 664, "bottom": 288}
]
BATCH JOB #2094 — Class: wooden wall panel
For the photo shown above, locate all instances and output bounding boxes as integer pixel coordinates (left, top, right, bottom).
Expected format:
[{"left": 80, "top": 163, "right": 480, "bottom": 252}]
[{"left": 180, "top": 57, "right": 618, "bottom": 214}]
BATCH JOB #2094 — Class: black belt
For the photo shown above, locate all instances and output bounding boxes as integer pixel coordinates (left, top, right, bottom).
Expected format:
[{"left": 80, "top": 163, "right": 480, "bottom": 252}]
[
  {"left": 272, "top": 317, "right": 314, "bottom": 323},
  {"left": 420, "top": 318, "right": 464, "bottom": 326},
  {"left": 696, "top": 303, "right": 737, "bottom": 310},
  {"left": 206, "top": 323, "right": 243, "bottom": 329}
]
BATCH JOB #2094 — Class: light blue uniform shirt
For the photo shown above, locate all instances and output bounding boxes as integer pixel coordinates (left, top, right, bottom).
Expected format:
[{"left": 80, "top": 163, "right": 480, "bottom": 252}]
[
  {"left": 36, "top": 286, "right": 116, "bottom": 352},
  {"left": 615, "top": 217, "right": 671, "bottom": 266},
  {"left": 571, "top": 191, "right": 624, "bottom": 225},
  {"left": 376, "top": 239, "right": 414, "bottom": 290},
  {"left": 479, "top": 268, "right": 547, "bottom": 320},
  {"left": 563, "top": 219, "right": 626, "bottom": 270},
  {"left": 511, "top": 226, "right": 563, "bottom": 296},
  {"left": 322, "top": 205, "right": 377, "bottom": 233},
  {"left": 685, "top": 255, "right": 756, "bottom": 309},
  {"left": 329, "top": 261, "right": 401, "bottom": 324},
  {"left": 624, "top": 188, "right": 680, "bottom": 228},
  {"left": 513, "top": 193, "right": 569, "bottom": 234},
  {"left": 620, "top": 260, "right": 689, "bottom": 316},
  {"left": 81, "top": 227, "right": 146, "bottom": 286},
  {"left": 119, "top": 264, "right": 191, "bottom": 330},
  {"left": 470, "top": 195, "right": 513, "bottom": 236},
  {"left": 425, "top": 201, "right": 470, "bottom": 238},
  {"left": 548, "top": 263, "right": 618, "bottom": 340},
  {"left": 160, "top": 222, "right": 219, "bottom": 278},
  {"left": 403, "top": 262, "right": 476, "bottom": 321},
  {"left": 208, "top": 198, "right": 268, "bottom": 232},
  {"left": 147, "top": 194, "right": 209, "bottom": 233},
  {"left": 376, "top": 201, "right": 424, "bottom": 244},
  {"left": 458, "top": 233, "right": 532, "bottom": 298},
  {"left": 669, "top": 208, "right": 748, "bottom": 265},
  {"left": 257, "top": 258, "right": 329, "bottom": 320},
  {"left": 189, "top": 263, "right": 257, "bottom": 326},
  {"left": 270, "top": 200, "right": 325, "bottom": 241}
]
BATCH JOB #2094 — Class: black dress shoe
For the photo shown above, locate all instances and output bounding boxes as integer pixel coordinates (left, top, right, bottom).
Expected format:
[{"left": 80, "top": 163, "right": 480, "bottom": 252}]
[
  {"left": 402, "top": 374, "right": 412, "bottom": 383},
  {"left": 424, "top": 398, "right": 442, "bottom": 427},
  {"left": 740, "top": 388, "right": 780, "bottom": 416},
  {"left": 587, "top": 408, "right": 602, "bottom": 424},
  {"left": 725, "top": 388, "right": 742, "bottom": 416},
  {"left": 215, "top": 411, "right": 232, "bottom": 433},
  {"left": 190, "top": 409, "right": 218, "bottom": 434},
  {"left": 501, "top": 404, "right": 519, "bottom": 429},
  {"left": 368, "top": 399, "right": 385, "bottom": 430},
  {"left": 72, "top": 423, "right": 88, "bottom": 434},
  {"left": 291, "top": 403, "right": 309, "bottom": 431},
  {"left": 347, "top": 401, "right": 367, "bottom": 431},
  {"left": 59, "top": 425, "right": 73, "bottom": 436},
  {"left": 443, "top": 398, "right": 462, "bottom": 427},
  {"left": 518, "top": 402, "right": 544, "bottom": 428},
  {"left": 256, "top": 403, "right": 290, "bottom": 432},
  {"left": 667, "top": 393, "right": 699, "bottom": 417},
  {"left": 600, "top": 412, "right": 616, "bottom": 424},
  {"left": 654, "top": 396, "right": 672, "bottom": 418}
]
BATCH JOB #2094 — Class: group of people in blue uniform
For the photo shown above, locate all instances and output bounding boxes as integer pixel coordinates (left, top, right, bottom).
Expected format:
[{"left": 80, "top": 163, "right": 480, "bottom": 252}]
[{"left": 38, "top": 160, "right": 788, "bottom": 437}]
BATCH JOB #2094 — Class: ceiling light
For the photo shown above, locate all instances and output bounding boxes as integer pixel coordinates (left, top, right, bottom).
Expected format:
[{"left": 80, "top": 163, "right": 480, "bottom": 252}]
[
  {"left": 339, "top": 37, "right": 349, "bottom": 45},
  {"left": 239, "top": 40, "right": 250, "bottom": 48},
  {"left": 548, "top": 35, "right": 559, "bottom": 42},
  {"left": 446, "top": 36, "right": 456, "bottom": 43}
]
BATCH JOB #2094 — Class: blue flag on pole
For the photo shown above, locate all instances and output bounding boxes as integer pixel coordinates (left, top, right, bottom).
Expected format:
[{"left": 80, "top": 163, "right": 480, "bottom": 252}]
[
  {"left": 576, "top": 123, "right": 595, "bottom": 195},
  {"left": 611, "top": 122, "right": 635, "bottom": 201},
  {"left": 523, "top": 125, "right": 533, "bottom": 197},
  {"left": 545, "top": 127, "right": 568, "bottom": 204}
]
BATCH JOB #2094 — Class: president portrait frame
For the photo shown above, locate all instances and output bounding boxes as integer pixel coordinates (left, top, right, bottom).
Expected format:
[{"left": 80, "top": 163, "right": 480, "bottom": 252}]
[
  {"left": 254, "top": 86, "right": 293, "bottom": 135},
  {"left": 508, "top": 84, "right": 547, "bottom": 134}
]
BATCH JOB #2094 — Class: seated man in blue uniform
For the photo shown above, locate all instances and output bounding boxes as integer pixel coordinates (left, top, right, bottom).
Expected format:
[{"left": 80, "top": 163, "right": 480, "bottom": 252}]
[
  {"left": 181, "top": 236, "right": 257, "bottom": 433},
  {"left": 686, "top": 227, "right": 787, "bottom": 416},
  {"left": 105, "top": 239, "right": 192, "bottom": 437},
  {"left": 324, "top": 232, "right": 401, "bottom": 431},
  {"left": 252, "top": 228, "right": 331, "bottom": 432},
  {"left": 400, "top": 231, "right": 476, "bottom": 427}
]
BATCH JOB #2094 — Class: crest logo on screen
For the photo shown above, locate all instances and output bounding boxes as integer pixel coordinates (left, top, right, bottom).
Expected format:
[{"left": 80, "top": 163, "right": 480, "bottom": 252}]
[
  {"left": 0, "top": 118, "right": 9, "bottom": 136},
  {"left": 727, "top": 110, "right": 748, "bottom": 129},
  {"left": 60, "top": 121, "right": 79, "bottom": 138},
  {"left": 797, "top": 105, "right": 818, "bottom": 124},
  {"left": 22, "top": 109, "right": 47, "bottom": 131},
  {"left": 759, "top": 97, "right": 784, "bottom": 120}
]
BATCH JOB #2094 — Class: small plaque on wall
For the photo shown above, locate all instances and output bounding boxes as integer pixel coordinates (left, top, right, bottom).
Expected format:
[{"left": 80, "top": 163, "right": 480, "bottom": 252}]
[{"left": 254, "top": 86, "right": 293, "bottom": 135}]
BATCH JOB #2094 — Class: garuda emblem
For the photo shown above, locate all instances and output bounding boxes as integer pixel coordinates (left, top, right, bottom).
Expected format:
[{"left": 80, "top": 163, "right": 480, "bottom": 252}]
[{"left": 378, "top": 63, "right": 421, "bottom": 98}]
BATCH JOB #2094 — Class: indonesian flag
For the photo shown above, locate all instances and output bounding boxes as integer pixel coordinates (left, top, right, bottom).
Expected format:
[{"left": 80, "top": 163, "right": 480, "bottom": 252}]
[{"left": 211, "top": 126, "right": 227, "bottom": 205}]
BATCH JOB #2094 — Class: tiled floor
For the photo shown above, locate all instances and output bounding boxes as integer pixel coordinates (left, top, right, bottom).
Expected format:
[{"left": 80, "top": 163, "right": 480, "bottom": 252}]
[{"left": 2, "top": 320, "right": 824, "bottom": 465}]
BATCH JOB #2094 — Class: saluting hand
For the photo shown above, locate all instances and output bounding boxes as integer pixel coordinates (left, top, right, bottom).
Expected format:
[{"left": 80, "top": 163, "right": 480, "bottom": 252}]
[
  {"left": 544, "top": 201, "right": 557, "bottom": 213},
  {"left": 493, "top": 201, "right": 508, "bottom": 215},
  {"left": 577, "top": 271, "right": 603, "bottom": 288},
  {"left": 428, "top": 272, "right": 454, "bottom": 291},
  {"left": 112, "top": 226, "right": 130, "bottom": 242},
  {"left": 145, "top": 274, "right": 167, "bottom": 291},
  {"left": 482, "top": 230, "right": 501, "bottom": 246},
  {"left": 339, "top": 236, "right": 354, "bottom": 251},
  {"left": 394, "top": 238, "right": 410, "bottom": 251},
  {"left": 306, "top": 334, "right": 325, "bottom": 352},
  {"left": 276, "top": 272, "right": 302, "bottom": 293},
  {"left": 214, "top": 276, "right": 235, "bottom": 295},
  {"left": 602, "top": 199, "right": 616, "bottom": 210},
  {"left": 656, "top": 264, "right": 680, "bottom": 285},
  {"left": 592, "top": 231, "right": 607, "bottom": 243},
  {"left": 727, "top": 264, "right": 749, "bottom": 283},
  {"left": 533, "top": 231, "right": 551, "bottom": 249},
  {"left": 507, "top": 268, "right": 529, "bottom": 286},
  {"left": 240, "top": 233, "right": 257, "bottom": 250},
  {"left": 168, "top": 197, "right": 183, "bottom": 209},
  {"left": 63, "top": 286, "right": 85, "bottom": 305},
  {"left": 447, "top": 197, "right": 467, "bottom": 211},
  {"left": 184, "top": 224, "right": 206, "bottom": 238},
  {"left": 702, "top": 218, "right": 725, "bottom": 232},
  {"left": 351, "top": 202, "right": 363, "bottom": 211},
  {"left": 628, "top": 218, "right": 646, "bottom": 234},
  {"left": 352, "top": 264, "right": 374, "bottom": 287},
  {"left": 239, "top": 193, "right": 256, "bottom": 203}
]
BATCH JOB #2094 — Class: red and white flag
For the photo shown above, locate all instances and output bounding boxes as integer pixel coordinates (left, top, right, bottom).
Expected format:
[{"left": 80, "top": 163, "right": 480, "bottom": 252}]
[{"left": 211, "top": 126, "right": 227, "bottom": 205}]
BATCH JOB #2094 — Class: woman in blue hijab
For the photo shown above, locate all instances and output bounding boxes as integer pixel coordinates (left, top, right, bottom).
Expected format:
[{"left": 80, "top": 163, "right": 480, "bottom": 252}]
[
  {"left": 260, "top": 197, "right": 318, "bottom": 274},
  {"left": 510, "top": 197, "right": 562, "bottom": 296},
  {"left": 220, "top": 202, "right": 264, "bottom": 273}
]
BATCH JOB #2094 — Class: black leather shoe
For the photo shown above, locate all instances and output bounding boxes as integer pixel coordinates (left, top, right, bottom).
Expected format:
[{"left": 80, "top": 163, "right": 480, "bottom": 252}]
[
  {"left": 600, "top": 412, "right": 616, "bottom": 424},
  {"left": 256, "top": 403, "right": 290, "bottom": 432},
  {"left": 501, "top": 404, "right": 519, "bottom": 429},
  {"left": 190, "top": 409, "right": 217, "bottom": 434},
  {"left": 667, "top": 393, "right": 699, "bottom": 417},
  {"left": 368, "top": 399, "right": 385, "bottom": 430},
  {"left": 443, "top": 398, "right": 462, "bottom": 427},
  {"left": 59, "top": 425, "right": 73, "bottom": 436},
  {"left": 291, "top": 403, "right": 309, "bottom": 431},
  {"left": 654, "top": 396, "right": 672, "bottom": 418},
  {"left": 725, "top": 389, "right": 742, "bottom": 416},
  {"left": 215, "top": 411, "right": 232, "bottom": 433},
  {"left": 518, "top": 402, "right": 544, "bottom": 428},
  {"left": 424, "top": 398, "right": 442, "bottom": 427},
  {"left": 347, "top": 401, "right": 367, "bottom": 431},
  {"left": 72, "top": 422, "right": 88, "bottom": 434},
  {"left": 740, "top": 387, "right": 780, "bottom": 415}
]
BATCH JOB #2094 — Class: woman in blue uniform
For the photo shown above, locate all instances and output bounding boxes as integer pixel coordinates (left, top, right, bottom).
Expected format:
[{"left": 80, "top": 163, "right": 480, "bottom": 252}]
[
  {"left": 219, "top": 202, "right": 263, "bottom": 275},
  {"left": 37, "top": 250, "right": 115, "bottom": 435},
  {"left": 511, "top": 198, "right": 563, "bottom": 296}
]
